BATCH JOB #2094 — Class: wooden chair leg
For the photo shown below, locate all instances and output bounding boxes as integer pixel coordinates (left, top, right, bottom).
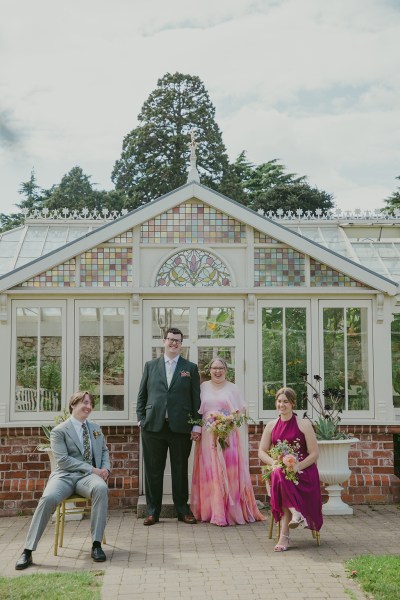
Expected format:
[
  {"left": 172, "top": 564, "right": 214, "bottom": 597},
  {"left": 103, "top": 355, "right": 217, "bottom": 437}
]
[
  {"left": 60, "top": 500, "right": 66, "bottom": 548},
  {"left": 54, "top": 503, "right": 61, "bottom": 556},
  {"left": 268, "top": 513, "right": 274, "bottom": 539}
]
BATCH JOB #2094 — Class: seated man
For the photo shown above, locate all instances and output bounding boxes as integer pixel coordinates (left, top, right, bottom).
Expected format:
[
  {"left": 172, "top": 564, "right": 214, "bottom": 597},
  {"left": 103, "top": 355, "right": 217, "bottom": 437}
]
[{"left": 15, "top": 391, "right": 110, "bottom": 570}]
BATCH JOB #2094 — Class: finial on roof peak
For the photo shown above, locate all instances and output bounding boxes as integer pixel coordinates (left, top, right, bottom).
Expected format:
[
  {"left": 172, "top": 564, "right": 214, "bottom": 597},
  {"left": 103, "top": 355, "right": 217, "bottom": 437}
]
[{"left": 187, "top": 128, "right": 200, "bottom": 183}]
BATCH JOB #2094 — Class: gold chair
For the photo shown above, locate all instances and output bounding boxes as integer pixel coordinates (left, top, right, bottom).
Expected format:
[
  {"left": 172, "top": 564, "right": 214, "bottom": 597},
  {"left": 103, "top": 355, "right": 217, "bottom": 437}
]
[
  {"left": 54, "top": 495, "right": 106, "bottom": 556},
  {"left": 268, "top": 512, "right": 321, "bottom": 546}
]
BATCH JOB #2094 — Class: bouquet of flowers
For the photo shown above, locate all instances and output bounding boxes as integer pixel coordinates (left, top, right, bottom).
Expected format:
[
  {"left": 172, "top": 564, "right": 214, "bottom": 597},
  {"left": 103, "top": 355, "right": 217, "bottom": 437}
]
[
  {"left": 203, "top": 410, "right": 248, "bottom": 450},
  {"left": 261, "top": 438, "right": 302, "bottom": 485}
]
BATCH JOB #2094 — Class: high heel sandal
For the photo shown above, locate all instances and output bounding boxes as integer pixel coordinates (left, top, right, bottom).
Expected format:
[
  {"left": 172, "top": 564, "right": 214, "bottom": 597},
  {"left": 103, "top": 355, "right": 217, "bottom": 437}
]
[
  {"left": 288, "top": 514, "right": 305, "bottom": 529},
  {"left": 274, "top": 533, "right": 290, "bottom": 552}
]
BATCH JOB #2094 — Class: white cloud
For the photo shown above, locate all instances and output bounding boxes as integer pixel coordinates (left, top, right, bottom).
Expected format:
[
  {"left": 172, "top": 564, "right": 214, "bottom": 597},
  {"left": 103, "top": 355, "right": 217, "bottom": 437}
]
[{"left": 0, "top": 0, "right": 399, "bottom": 214}]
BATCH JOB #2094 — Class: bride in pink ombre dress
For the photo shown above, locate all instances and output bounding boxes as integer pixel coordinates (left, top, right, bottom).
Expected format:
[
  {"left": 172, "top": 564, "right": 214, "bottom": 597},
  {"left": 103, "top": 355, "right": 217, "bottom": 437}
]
[{"left": 191, "top": 357, "right": 266, "bottom": 526}]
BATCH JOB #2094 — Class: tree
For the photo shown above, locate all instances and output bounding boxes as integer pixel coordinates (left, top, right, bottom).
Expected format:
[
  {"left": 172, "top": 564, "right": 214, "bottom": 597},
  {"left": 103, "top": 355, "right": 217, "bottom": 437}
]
[
  {"left": 112, "top": 72, "right": 241, "bottom": 206},
  {"left": 0, "top": 169, "right": 44, "bottom": 232},
  {"left": 42, "top": 166, "right": 129, "bottom": 213},
  {"left": 253, "top": 182, "right": 334, "bottom": 214},
  {"left": 382, "top": 176, "right": 400, "bottom": 215},
  {"left": 232, "top": 152, "right": 305, "bottom": 208}
]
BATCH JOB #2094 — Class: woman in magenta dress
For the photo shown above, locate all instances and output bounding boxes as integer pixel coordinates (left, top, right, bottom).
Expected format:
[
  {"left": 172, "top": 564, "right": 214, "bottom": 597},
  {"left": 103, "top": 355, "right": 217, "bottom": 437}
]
[
  {"left": 191, "top": 357, "right": 266, "bottom": 526},
  {"left": 258, "top": 387, "right": 323, "bottom": 551}
]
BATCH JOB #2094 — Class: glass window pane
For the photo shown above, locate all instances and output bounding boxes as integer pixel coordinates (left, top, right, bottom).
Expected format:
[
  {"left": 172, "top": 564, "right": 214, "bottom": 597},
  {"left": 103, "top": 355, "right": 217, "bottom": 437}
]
[
  {"left": 151, "top": 307, "right": 189, "bottom": 340},
  {"left": 79, "top": 308, "right": 101, "bottom": 408},
  {"left": 39, "top": 308, "right": 62, "bottom": 411},
  {"left": 15, "top": 306, "right": 63, "bottom": 413},
  {"left": 79, "top": 306, "right": 126, "bottom": 412},
  {"left": 197, "top": 307, "right": 235, "bottom": 338},
  {"left": 323, "top": 307, "right": 345, "bottom": 390},
  {"left": 391, "top": 314, "right": 400, "bottom": 408},
  {"left": 16, "top": 308, "right": 39, "bottom": 411},
  {"left": 285, "top": 308, "right": 307, "bottom": 409},
  {"left": 262, "top": 308, "right": 283, "bottom": 410},
  {"left": 323, "top": 306, "right": 369, "bottom": 411},
  {"left": 198, "top": 347, "right": 235, "bottom": 383},
  {"left": 347, "top": 307, "right": 369, "bottom": 410}
]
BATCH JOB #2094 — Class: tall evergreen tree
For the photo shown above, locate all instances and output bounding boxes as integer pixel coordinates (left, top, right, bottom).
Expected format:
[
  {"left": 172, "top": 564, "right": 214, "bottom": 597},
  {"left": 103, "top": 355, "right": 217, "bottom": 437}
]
[
  {"left": 254, "top": 182, "right": 334, "bottom": 214},
  {"left": 382, "top": 176, "right": 400, "bottom": 215},
  {"left": 0, "top": 169, "right": 43, "bottom": 232},
  {"left": 232, "top": 152, "right": 306, "bottom": 208},
  {"left": 112, "top": 72, "right": 241, "bottom": 206}
]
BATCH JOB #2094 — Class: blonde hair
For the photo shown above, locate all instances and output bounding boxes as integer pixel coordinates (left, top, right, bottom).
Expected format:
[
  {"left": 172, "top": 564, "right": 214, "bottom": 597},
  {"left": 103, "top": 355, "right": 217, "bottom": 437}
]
[
  {"left": 275, "top": 387, "right": 297, "bottom": 409},
  {"left": 69, "top": 391, "right": 93, "bottom": 414}
]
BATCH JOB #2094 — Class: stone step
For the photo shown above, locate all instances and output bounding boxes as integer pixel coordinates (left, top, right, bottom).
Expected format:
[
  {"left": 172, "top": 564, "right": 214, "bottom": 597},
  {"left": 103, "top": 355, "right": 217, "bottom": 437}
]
[{"left": 137, "top": 495, "right": 177, "bottom": 518}]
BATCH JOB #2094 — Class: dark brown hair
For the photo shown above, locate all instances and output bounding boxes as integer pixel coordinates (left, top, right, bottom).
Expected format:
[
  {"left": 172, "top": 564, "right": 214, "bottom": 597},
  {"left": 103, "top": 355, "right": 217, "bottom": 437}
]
[{"left": 164, "top": 327, "right": 183, "bottom": 341}]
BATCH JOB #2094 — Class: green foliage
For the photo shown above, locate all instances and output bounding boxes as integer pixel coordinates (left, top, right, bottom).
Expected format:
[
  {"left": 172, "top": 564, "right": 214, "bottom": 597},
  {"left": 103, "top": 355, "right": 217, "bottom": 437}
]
[
  {"left": 262, "top": 307, "right": 307, "bottom": 410},
  {"left": 231, "top": 152, "right": 334, "bottom": 213},
  {"left": 0, "top": 571, "right": 102, "bottom": 600},
  {"left": 255, "top": 182, "right": 334, "bottom": 214},
  {"left": 382, "top": 175, "right": 400, "bottom": 215},
  {"left": 38, "top": 409, "right": 70, "bottom": 449},
  {"left": 0, "top": 169, "right": 43, "bottom": 233},
  {"left": 346, "top": 555, "right": 400, "bottom": 600},
  {"left": 112, "top": 72, "right": 242, "bottom": 205},
  {"left": 302, "top": 375, "right": 349, "bottom": 440}
]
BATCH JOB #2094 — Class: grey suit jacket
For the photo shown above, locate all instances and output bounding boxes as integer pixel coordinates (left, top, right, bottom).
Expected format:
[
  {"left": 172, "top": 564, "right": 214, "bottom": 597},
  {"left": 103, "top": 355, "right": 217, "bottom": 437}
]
[
  {"left": 50, "top": 418, "right": 110, "bottom": 481},
  {"left": 136, "top": 355, "right": 201, "bottom": 433}
]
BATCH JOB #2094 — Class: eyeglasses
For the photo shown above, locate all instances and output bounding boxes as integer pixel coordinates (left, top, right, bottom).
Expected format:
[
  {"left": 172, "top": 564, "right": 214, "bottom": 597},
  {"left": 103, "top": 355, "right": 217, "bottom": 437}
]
[
  {"left": 165, "top": 337, "right": 182, "bottom": 345},
  {"left": 211, "top": 367, "right": 225, "bottom": 371}
]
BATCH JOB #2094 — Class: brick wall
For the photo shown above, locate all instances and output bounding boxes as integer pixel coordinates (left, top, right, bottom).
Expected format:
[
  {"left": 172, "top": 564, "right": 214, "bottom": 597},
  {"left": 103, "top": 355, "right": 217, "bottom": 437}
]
[
  {"left": 1, "top": 424, "right": 400, "bottom": 517},
  {"left": 0, "top": 426, "right": 139, "bottom": 517},
  {"left": 249, "top": 423, "right": 400, "bottom": 506}
]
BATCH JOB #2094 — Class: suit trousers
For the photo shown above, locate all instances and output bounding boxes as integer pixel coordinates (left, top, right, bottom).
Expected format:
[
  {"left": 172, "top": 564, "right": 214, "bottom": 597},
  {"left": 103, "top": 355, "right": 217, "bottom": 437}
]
[
  {"left": 141, "top": 422, "right": 192, "bottom": 517},
  {"left": 24, "top": 473, "right": 108, "bottom": 551}
]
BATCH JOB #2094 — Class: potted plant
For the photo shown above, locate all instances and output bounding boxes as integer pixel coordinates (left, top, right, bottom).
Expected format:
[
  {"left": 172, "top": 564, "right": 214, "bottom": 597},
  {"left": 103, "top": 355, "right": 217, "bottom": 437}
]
[
  {"left": 301, "top": 374, "right": 359, "bottom": 516},
  {"left": 37, "top": 410, "right": 70, "bottom": 470}
]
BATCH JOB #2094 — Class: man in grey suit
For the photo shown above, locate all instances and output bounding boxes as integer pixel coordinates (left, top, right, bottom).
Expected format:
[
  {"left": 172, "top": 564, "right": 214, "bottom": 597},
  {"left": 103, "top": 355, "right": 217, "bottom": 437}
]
[
  {"left": 137, "top": 327, "right": 201, "bottom": 525},
  {"left": 15, "top": 391, "right": 110, "bottom": 570}
]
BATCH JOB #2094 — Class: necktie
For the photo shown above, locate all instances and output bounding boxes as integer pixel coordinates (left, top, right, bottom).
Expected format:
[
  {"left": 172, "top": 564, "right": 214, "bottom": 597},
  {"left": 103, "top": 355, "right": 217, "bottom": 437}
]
[
  {"left": 82, "top": 422, "right": 91, "bottom": 464},
  {"left": 166, "top": 360, "right": 174, "bottom": 387}
]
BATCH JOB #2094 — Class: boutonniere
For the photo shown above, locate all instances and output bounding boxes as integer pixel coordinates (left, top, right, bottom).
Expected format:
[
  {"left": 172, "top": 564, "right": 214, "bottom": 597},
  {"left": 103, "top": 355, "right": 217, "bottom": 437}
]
[
  {"left": 93, "top": 430, "right": 102, "bottom": 439},
  {"left": 180, "top": 370, "right": 191, "bottom": 377}
]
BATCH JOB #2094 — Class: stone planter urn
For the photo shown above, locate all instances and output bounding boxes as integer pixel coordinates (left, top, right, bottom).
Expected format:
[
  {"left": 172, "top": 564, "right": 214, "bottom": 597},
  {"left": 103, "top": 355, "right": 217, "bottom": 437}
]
[{"left": 317, "top": 438, "right": 359, "bottom": 515}]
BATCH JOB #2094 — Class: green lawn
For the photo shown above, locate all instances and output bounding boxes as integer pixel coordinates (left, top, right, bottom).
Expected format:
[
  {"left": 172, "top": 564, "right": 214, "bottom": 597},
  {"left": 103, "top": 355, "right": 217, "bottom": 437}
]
[
  {"left": 0, "top": 571, "right": 103, "bottom": 600},
  {"left": 346, "top": 555, "right": 400, "bottom": 600}
]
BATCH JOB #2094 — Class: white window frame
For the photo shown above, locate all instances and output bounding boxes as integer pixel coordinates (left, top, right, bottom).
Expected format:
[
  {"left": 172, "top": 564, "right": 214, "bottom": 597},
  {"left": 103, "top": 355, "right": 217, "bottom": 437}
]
[
  {"left": 258, "top": 299, "right": 311, "bottom": 420},
  {"left": 74, "top": 299, "right": 130, "bottom": 420},
  {"left": 318, "top": 299, "right": 374, "bottom": 419},
  {"left": 11, "top": 299, "right": 67, "bottom": 421},
  {"left": 391, "top": 307, "right": 400, "bottom": 420}
]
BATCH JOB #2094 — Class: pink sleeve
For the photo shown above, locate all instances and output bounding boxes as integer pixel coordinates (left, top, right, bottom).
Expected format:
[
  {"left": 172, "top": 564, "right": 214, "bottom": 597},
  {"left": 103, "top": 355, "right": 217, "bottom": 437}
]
[{"left": 231, "top": 384, "right": 246, "bottom": 413}]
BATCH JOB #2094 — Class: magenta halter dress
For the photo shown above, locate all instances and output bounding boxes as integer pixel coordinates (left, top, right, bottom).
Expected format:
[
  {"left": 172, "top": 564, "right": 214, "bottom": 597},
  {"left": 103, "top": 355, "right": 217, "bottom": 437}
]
[{"left": 270, "top": 414, "right": 323, "bottom": 532}]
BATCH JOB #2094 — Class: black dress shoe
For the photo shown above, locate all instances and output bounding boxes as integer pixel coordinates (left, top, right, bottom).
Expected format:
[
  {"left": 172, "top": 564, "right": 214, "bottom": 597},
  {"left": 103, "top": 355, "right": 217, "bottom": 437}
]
[
  {"left": 143, "top": 515, "right": 159, "bottom": 526},
  {"left": 91, "top": 546, "right": 106, "bottom": 562},
  {"left": 177, "top": 514, "right": 197, "bottom": 524},
  {"left": 15, "top": 551, "right": 32, "bottom": 570}
]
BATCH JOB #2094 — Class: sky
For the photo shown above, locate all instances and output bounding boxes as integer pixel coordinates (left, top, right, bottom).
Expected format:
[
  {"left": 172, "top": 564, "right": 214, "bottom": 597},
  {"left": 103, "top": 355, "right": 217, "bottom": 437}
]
[{"left": 1, "top": 0, "right": 400, "bottom": 216}]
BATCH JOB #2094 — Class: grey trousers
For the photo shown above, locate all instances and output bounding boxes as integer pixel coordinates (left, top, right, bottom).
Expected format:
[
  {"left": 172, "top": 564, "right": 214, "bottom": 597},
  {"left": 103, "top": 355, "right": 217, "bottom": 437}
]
[{"left": 25, "top": 473, "right": 108, "bottom": 551}]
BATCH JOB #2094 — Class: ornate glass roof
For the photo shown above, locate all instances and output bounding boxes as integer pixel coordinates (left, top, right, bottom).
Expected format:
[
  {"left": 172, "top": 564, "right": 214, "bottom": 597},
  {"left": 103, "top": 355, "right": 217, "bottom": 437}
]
[{"left": 1, "top": 208, "right": 400, "bottom": 283}]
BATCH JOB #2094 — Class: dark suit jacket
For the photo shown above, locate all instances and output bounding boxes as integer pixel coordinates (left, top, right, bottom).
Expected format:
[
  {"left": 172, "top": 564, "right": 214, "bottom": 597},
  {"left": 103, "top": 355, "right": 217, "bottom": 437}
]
[{"left": 136, "top": 356, "right": 200, "bottom": 433}]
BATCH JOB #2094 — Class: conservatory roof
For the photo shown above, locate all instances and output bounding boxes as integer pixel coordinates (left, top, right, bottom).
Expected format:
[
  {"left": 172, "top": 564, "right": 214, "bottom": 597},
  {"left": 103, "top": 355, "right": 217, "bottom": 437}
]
[{"left": 0, "top": 182, "right": 399, "bottom": 293}]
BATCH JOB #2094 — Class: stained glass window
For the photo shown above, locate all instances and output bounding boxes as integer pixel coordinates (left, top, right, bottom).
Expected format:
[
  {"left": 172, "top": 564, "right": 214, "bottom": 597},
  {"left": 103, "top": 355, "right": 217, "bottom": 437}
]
[
  {"left": 254, "top": 248, "right": 305, "bottom": 286},
  {"left": 156, "top": 249, "right": 231, "bottom": 287}
]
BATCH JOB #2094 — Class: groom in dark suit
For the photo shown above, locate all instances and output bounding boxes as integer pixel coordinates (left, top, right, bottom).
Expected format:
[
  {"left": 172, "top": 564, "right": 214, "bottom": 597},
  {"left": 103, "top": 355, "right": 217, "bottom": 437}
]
[
  {"left": 137, "top": 327, "right": 201, "bottom": 525},
  {"left": 15, "top": 391, "right": 110, "bottom": 570}
]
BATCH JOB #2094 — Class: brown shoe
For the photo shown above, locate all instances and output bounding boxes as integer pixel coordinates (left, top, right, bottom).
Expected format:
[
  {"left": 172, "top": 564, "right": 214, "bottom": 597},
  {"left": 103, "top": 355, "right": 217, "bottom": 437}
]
[
  {"left": 178, "top": 514, "right": 197, "bottom": 524},
  {"left": 143, "top": 515, "right": 159, "bottom": 526}
]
